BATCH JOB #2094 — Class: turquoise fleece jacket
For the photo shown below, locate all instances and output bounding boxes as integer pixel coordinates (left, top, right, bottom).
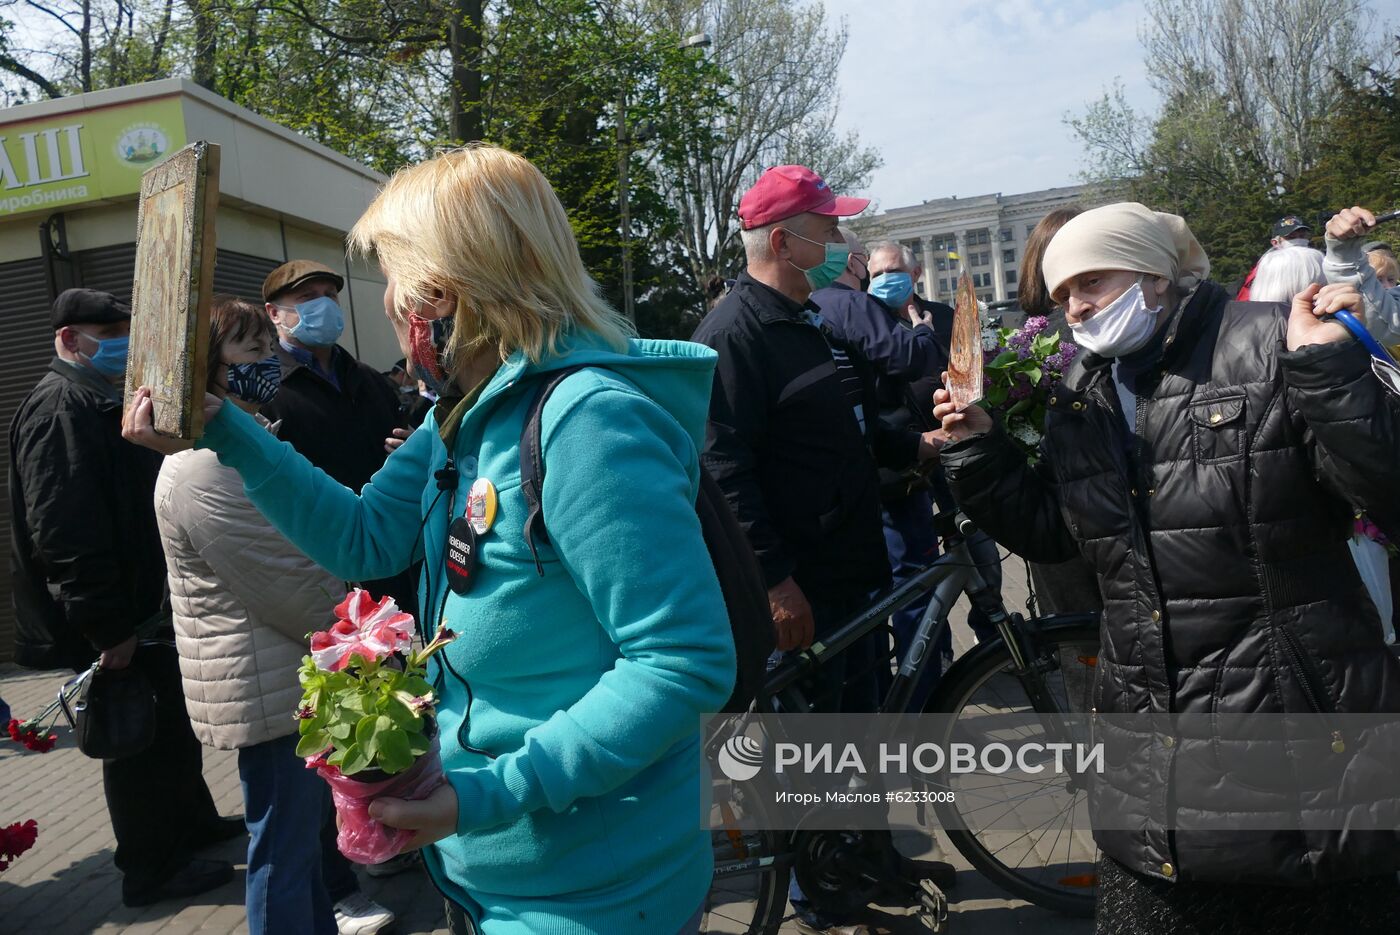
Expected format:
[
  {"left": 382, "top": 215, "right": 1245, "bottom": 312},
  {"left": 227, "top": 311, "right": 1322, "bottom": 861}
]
[{"left": 197, "top": 333, "right": 735, "bottom": 935}]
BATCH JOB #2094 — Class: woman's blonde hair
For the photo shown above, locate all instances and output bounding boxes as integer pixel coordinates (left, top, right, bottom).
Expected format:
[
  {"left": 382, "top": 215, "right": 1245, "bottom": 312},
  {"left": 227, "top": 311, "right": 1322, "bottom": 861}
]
[
  {"left": 1369, "top": 249, "right": 1400, "bottom": 286},
  {"left": 349, "top": 144, "right": 633, "bottom": 372}
]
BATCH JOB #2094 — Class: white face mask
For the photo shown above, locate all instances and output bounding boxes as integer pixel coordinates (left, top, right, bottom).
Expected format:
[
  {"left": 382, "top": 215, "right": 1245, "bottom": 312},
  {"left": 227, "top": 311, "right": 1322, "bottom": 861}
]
[{"left": 1068, "top": 279, "right": 1162, "bottom": 358}]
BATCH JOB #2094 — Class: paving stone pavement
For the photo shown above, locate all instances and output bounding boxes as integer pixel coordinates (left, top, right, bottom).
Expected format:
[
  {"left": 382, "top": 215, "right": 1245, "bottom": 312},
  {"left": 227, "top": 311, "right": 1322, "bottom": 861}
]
[{"left": 0, "top": 557, "right": 1091, "bottom": 935}]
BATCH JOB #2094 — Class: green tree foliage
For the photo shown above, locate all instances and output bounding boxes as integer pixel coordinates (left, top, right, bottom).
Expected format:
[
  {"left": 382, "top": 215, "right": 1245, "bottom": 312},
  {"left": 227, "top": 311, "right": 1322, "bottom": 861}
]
[
  {"left": 0, "top": 0, "right": 877, "bottom": 332},
  {"left": 647, "top": 0, "right": 881, "bottom": 302},
  {"left": 1295, "top": 59, "right": 1400, "bottom": 228}
]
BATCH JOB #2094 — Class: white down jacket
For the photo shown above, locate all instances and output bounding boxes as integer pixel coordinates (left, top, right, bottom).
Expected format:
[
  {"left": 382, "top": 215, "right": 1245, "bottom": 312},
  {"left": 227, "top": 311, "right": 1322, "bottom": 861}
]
[{"left": 155, "top": 431, "right": 345, "bottom": 750}]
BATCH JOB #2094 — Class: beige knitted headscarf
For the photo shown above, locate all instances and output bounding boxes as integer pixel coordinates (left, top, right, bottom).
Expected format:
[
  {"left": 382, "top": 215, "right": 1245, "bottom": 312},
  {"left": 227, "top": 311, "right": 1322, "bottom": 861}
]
[{"left": 1042, "top": 202, "right": 1211, "bottom": 299}]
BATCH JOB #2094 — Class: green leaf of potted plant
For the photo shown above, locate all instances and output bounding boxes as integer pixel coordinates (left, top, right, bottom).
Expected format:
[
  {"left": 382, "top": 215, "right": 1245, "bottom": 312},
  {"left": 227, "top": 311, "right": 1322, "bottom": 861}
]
[{"left": 296, "top": 589, "right": 456, "bottom": 864}]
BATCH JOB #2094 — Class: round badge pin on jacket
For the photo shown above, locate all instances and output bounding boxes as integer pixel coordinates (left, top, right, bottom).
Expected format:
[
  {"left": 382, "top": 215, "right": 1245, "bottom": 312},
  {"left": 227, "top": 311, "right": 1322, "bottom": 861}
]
[{"left": 467, "top": 478, "right": 498, "bottom": 536}]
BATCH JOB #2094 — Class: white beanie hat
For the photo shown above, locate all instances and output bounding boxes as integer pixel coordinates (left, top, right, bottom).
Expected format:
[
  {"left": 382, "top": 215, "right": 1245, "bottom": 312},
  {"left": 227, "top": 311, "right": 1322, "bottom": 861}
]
[{"left": 1042, "top": 202, "right": 1210, "bottom": 299}]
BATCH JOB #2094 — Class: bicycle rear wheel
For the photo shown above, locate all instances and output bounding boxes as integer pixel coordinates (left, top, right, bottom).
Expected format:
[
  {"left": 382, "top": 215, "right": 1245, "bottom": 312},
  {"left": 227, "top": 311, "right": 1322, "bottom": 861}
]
[
  {"left": 705, "top": 767, "right": 791, "bottom": 934},
  {"left": 927, "top": 617, "right": 1101, "bottom": 917}
]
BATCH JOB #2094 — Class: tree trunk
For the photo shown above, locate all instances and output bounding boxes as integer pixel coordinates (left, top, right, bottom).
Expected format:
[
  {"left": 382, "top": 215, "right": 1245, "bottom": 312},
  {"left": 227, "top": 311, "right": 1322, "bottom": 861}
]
[
  {"left": 148, "top": 0, "right": 175, "bottom": 82},
  {"left": 447, "top": 0, "right": 483, "bottom": 143},
  {"left": 80, "top": 0, "right": 92, "bottom": 92},
  {"left": 189, "top": 0, "right": 217, "bottom": 90}
]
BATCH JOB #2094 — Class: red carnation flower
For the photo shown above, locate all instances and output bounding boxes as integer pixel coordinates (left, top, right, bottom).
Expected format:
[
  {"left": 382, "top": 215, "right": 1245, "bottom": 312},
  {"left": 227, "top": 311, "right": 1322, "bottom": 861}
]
[{"left": 0, "top": 819, "right": 38, "bottom": 873}]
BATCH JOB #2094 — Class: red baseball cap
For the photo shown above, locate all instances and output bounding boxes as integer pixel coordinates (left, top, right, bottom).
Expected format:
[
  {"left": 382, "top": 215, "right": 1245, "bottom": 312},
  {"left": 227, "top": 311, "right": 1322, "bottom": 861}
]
[{"left": 738, "top": 165, "right": 870, "bottom": 230}]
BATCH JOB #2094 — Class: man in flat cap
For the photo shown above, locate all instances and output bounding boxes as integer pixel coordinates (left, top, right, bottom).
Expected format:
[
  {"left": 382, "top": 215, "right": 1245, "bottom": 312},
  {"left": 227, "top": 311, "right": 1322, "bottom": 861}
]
[
  {"left": 260, "top": 260, "right": 406, "bottom": 487},
  {"left": 9, "top": 288, "right": 237, "bottom": 906},
  {"left": 260, "top": 263, "right": 419, "bottom": 927}
]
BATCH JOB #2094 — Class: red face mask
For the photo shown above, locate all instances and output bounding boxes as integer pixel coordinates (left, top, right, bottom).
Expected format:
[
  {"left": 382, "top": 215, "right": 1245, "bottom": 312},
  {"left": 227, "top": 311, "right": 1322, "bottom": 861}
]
[{"left": 407, "top": 313, "right": 451, "bottom": 395}]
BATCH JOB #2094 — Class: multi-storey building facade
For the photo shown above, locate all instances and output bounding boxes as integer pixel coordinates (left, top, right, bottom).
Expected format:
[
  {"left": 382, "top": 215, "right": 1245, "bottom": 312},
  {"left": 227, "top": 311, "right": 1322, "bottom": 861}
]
[{"left": 852, "top": 184, "right": 1096, "bottom": 306}]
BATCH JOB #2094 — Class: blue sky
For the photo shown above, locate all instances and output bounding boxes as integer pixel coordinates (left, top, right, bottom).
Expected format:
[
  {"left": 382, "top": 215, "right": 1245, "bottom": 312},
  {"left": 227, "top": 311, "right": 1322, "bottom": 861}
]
[{"left": 822, "top": 0, "right": 1156, "bottom": 210}]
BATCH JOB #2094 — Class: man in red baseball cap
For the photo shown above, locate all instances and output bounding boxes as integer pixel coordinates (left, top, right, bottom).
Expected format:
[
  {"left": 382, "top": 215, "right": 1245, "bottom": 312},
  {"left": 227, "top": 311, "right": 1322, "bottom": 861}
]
[
  {"left": 694, "top": 164, "right": 880, "bottom": 655},
  {"left": 731, "top": 165, "right": 870, "bottom": 298},
  {"left": 692, "top": 168, "right": 947, "bottom": 934}
]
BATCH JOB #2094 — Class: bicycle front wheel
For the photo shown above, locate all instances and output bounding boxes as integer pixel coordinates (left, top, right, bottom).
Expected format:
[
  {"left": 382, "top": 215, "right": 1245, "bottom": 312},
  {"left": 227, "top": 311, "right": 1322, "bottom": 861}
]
[{"left": 927, "top": 617, "right": 1101, "bottom": 917}]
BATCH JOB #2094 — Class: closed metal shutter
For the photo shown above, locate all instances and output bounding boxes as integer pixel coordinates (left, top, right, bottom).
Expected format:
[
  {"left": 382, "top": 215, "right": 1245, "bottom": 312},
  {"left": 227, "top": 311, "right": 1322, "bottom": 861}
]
[
  {"left": 213, "top": 250, "right": 281, "bottom": 303},
  {"left": 75, "top": 243, "right": 138, "bottom": 304},
  {"left": 71, "top": 244, "right": 279, "bottom": 306},
  {"left": 0, "top": 258, "right": 60, "bottom": 663}
]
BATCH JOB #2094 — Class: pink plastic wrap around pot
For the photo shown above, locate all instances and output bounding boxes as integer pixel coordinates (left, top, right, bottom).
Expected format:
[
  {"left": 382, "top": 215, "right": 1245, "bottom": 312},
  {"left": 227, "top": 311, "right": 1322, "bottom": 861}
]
[{"left": 313, "top": 736, "right": 447, "bottom": 865}]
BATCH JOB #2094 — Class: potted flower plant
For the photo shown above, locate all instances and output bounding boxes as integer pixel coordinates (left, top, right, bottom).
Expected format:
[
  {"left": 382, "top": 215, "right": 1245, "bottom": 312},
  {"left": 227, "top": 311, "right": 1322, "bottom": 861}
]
[
  {"left": 295, "top": 588, "right": 455, "bottom": 864},
  {"left": 981, "top": 315, "right": 1078, "bottom": 461}
]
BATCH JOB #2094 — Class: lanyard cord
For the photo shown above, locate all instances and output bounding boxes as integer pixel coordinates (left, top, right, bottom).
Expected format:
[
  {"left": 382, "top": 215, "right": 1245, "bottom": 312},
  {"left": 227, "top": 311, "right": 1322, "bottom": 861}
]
[{"left": 417, "top": 451, "right": 497, "bottom": 761}]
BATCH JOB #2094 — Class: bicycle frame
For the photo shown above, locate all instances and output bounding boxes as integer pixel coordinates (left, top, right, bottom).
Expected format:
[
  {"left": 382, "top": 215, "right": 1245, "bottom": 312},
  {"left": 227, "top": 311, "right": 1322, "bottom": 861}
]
[
  {"left": 759, "top": 519, "right": 986, "bottom": 719},
  {"left": 734, "top": 514, "right": 1092, "bottom": 760}
]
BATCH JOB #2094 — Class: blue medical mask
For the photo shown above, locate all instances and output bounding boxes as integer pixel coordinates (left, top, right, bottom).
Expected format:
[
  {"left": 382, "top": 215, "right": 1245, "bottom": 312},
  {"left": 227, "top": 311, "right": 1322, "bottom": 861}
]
[
  {"left": 281, "top": 296, "right": 344, "bottom": 347},
  {"left": 226, "top": 356, "right": 282, "bottom": 405},
  {"left": 79, "top": 333, "right": 129, "bottom": 378},
  {"left": 869, "top": 271, "right": 915, "bottom": 308},
  {"left": 783, "top": 229, "right": 851, "bottom": 291}
]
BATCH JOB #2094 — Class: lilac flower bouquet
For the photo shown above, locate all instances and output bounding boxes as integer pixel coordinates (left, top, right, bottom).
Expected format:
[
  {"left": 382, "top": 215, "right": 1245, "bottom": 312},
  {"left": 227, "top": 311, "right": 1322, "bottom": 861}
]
[{"left": 980, "top": 315, "right": 1077, "bottom": 460}]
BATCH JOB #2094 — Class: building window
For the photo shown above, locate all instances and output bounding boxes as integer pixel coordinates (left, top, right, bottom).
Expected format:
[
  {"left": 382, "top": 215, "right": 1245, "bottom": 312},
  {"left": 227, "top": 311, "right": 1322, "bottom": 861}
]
[
  {"left": 1026, "top": 223, "right": 1036, "bottom": 237},
  {"left": 1005, "top": 269, "right": 1018, "bottom": 284},
  {"left": 1000, "top": 228, "right": 1013, "bottom": 242},
  {"left": 976, "top": 230, "right": 990, "bottom": 245},
  {"left": 915, "top": 281, "right": 926, "bottom": 296},
  {"left": 937, "top": 258, "right": 947, "bottom": 271},
  {"left": 938, "top": 278, "right": 949, "bottom": 293},
  {"left": 1007, "top": 289, "right": 1018, "bottom": 299},
  {"left": 1003, "top": 248, "right": 1016, "bottom": 264}
]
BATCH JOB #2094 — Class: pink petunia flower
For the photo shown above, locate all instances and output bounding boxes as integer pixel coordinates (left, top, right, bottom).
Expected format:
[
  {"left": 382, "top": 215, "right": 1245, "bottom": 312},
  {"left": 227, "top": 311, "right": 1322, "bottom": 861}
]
[{"left": 309, "top": 589, "right": 416, "bottom": 672}]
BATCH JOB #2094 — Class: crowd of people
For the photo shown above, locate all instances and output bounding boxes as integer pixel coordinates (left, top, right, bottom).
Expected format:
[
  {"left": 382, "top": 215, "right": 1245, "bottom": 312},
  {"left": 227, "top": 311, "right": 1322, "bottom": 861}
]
[{"left": 10, "top": 138, "right": 1400, "bottom": 935}]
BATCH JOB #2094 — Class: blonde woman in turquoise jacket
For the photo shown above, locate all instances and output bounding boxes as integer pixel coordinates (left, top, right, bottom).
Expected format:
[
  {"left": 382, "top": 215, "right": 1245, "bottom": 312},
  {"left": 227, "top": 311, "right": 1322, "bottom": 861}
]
[{"left": 125, "top": 144, "right": 736, "bottom": 935}]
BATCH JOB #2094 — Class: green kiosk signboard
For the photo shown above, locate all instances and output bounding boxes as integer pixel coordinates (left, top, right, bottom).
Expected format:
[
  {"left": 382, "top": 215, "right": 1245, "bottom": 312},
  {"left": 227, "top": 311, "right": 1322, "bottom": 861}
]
[{"left": 0, "top": 96, "right": 187, "bottom": 218}]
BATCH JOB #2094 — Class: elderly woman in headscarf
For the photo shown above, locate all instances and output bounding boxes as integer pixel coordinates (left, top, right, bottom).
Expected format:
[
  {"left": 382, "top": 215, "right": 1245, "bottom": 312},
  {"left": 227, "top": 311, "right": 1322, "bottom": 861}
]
[{"left": 933, "top": 202, "right": 1400, "bottom": 934}]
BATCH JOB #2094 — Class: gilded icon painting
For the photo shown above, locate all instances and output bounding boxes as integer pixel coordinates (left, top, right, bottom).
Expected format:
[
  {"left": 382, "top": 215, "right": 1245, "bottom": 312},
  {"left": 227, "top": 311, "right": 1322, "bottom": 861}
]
[{"left": 125, "top": 140, "right": 220, "bottom": 439}]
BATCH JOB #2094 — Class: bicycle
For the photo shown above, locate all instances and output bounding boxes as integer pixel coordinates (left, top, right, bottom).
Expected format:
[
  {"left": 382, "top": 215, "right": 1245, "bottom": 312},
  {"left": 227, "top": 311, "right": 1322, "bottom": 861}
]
[{"left": 703, "top": 510, "right": 1101, "bottom": 933}]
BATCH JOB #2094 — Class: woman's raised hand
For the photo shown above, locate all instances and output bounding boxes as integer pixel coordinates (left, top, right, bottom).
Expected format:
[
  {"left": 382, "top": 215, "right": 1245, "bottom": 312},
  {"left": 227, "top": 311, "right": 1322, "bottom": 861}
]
[
  {"left": 1287, "top": 283, "right": 1354, "bottom": 352},
  {"left": 932, "top": 373, "right": 993, "bottom": 442},
  {"left": 122, "top": 386, "right": 225, "bottom": 455}
]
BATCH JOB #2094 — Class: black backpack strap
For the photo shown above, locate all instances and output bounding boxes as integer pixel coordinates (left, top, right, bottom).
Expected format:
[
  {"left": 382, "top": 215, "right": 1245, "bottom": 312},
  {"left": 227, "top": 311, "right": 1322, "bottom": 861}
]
[{"left": 519, "top": 365, "right": 589, "bottom": 576}]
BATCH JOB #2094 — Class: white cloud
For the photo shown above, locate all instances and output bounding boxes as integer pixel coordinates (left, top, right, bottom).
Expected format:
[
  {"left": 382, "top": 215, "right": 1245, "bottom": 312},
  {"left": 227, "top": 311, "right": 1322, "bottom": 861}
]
[{"left": 822, "top": 0, "right": 1157, "bottom": 208}]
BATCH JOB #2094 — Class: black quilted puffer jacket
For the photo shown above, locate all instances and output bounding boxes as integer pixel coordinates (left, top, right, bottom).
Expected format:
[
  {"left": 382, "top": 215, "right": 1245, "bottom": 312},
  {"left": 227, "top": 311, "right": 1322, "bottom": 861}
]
[{"left": 942, "top": 281, "right": 1400, "bottom": 885}]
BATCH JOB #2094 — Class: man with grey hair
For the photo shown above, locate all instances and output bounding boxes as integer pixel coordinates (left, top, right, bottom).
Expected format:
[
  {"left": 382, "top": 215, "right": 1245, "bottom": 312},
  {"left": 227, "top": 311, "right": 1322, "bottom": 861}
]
[
  {"left": 694, "top": 166, "right": 949, "bottom": 934},
  {"left": 813, "top": 236, "right": 944, "bottom": 380},
  {"left": 694, "top": 166, "right": 939, "bottom": 661}
]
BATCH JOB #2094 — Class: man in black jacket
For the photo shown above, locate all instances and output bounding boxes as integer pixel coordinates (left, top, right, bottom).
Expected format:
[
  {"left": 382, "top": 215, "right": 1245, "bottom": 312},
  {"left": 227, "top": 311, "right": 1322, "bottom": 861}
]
[
  {"left": 9, "top": 288, "right": 236, "bottom": 906},
  {"left": 261, "top": 261, "right": 405, "bottom": 489},
  {"left": 260, "top": 261, "right": 415, "bottom": 608},
  {"left": 694, "top": 167, "right": 946, "bottom": 935},
  {"left": 693, "top": 167, "right": 934, "bottom": 658}
]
